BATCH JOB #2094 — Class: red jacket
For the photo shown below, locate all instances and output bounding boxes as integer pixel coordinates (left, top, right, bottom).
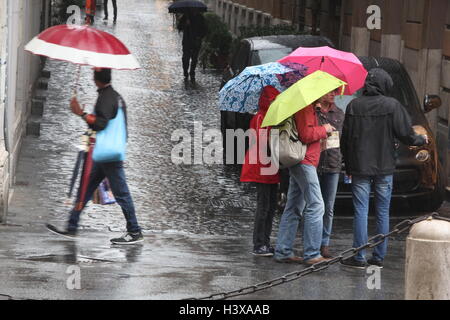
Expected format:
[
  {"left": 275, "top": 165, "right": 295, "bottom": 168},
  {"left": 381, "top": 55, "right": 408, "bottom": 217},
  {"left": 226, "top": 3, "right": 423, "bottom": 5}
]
[
  {"left": 240, "top": 86, "right": 280, "bottom": 184},
  {"left": 295, "top": 105, "right": 328, "bottom": 168}
]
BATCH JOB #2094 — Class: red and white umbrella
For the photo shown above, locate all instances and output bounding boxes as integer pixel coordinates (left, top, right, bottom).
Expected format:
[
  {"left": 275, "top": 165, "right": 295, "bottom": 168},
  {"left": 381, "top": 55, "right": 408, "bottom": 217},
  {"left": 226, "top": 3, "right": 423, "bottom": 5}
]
[{"left": 25, "top": 24, "right": 140, "bottom": 70}]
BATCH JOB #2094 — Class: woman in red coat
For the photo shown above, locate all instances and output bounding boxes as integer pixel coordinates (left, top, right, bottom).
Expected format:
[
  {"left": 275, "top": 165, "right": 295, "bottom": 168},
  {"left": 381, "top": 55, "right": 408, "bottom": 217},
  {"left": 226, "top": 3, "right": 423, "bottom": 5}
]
[{"left": 240, "top": 85, "right": 280, "bottom": 256}]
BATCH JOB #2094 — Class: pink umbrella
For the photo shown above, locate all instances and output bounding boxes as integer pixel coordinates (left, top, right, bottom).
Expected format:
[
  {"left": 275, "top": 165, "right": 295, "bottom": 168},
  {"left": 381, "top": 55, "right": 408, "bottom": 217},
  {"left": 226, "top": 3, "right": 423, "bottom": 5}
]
[
  {"left": 278, "top": 46, "right": 367, "bottom": 95},
  {"left": 25, "top": 24, "right": 140, "bottom": 70}
]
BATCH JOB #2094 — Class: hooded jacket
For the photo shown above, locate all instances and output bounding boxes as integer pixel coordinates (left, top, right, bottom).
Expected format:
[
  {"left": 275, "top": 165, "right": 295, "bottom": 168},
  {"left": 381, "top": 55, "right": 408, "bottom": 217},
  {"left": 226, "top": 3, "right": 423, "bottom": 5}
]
[
  {"left": 240, "top": 86, "right": 280, "bottom": 184},
  {"left": 341, "top": 68, "right": 426, "bottom": 176}
]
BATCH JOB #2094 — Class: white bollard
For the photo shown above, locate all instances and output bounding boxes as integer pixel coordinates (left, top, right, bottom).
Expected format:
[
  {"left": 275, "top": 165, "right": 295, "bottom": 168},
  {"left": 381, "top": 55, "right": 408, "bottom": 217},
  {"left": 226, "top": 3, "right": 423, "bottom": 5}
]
[{"left": 405, "top": 217, "right": 450, "bottom": 300}]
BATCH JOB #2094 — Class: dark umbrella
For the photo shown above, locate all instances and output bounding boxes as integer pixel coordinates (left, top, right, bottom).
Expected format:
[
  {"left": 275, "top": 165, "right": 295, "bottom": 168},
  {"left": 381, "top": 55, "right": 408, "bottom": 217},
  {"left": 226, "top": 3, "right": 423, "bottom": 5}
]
[
  {"left": 168, "top": 0, "right": 207, "bottom": 13},
  {"left": 67, "top": 150, "right": 84, "bottom": 199},
  {"left": 74, "top": 135, "right": 95, "bottom": 211}
]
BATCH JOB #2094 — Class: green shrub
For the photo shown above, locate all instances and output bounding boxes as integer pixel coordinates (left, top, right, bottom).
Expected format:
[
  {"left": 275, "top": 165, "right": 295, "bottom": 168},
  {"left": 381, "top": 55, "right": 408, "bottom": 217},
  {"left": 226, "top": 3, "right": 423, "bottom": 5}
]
[{"left": 199, "top": 13, "right": 233, "bottom": 69}]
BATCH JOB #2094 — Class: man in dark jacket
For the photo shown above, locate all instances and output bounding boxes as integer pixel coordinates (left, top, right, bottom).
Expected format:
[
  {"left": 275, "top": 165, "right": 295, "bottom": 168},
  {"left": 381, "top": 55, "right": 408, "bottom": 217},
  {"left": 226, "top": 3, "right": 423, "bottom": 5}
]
[
  {"left": 177, "top": 9, "right": 207, "bottom": 83},
  {"left": 340, "top": 68, "right": 428, "bottom": 268},
  {"left": 47, "top": 68, "right": 143, "bottom": 245}
]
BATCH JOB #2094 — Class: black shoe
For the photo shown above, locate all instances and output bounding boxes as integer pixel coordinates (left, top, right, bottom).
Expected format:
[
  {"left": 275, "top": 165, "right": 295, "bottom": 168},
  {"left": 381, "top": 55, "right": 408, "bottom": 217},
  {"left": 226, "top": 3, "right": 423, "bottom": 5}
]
[
  {"left": 268, "top": 246, "right": 275, "bottom": 254},
  {"left": 190, "top": 74, "right": 196, "bottom": 83},
  {"left": 111, "top": 232, "right": 144, "bottom": 245},
  {"left": 252, "top": 246, "right": 274, "bottom": 257},
  {"left": 103, "top": 16, "right": 108, "bottom": 20},
  {"left": 367, "top": 258, "right": 384, "bottom": 268},
  {"left": 113, "top": 18, "right": 117, "bottom": 24},
  {"left": 46, "top": 224, "right": 77, "bottom": 240},
  {"left": 340, "top": 257, "right": 368, "bottom": 269}
]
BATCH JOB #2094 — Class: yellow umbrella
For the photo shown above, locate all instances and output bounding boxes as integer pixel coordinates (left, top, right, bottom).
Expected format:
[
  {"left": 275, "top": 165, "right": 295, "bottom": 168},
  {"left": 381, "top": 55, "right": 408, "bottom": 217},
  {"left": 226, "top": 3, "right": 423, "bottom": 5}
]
[{"left": 261, "top": 70, "right": 347, "bottom": 128}]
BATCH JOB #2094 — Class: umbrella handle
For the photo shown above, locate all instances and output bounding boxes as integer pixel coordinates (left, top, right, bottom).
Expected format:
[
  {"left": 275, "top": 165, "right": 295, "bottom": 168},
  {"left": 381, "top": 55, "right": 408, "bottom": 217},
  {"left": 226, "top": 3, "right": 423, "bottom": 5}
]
[{"left": 72, "top": 64, "right": 81, "bottom": 98}]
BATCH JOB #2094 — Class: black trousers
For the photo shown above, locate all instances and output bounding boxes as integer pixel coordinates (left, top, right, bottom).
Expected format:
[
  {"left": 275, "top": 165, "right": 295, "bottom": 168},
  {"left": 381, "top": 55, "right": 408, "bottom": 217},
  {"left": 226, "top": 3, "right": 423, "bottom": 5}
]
[
  {"left": 182, "top": 43, "right": 201, "bottom": 77},
  {"left": 104, "top": 0, "right": 117, "bottom": 19},
  {"left": 253, "top": 183, "right": 278, "bottom": 250}
]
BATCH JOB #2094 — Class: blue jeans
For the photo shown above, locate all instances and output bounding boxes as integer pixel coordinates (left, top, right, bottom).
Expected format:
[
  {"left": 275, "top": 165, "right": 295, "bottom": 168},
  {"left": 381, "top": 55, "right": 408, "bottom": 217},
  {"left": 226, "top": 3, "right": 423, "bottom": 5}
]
[
  {"left": 352, "top": 174, "right": 393, "bottom": 262},
  {"left": 68, "top": 161, "right": 141, "bottom": 233},
  {"left": 318, "top": 172, "right": 340, "bottom": 247},
  {"left": 275, "top": 164, "right": 324, "bottom": 261}
]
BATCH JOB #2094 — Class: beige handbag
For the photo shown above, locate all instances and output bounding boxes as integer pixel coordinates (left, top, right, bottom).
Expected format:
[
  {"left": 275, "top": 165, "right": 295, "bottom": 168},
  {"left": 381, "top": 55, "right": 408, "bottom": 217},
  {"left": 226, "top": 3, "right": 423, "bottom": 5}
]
[{"left": 269, "top": 117, "right": 307, "bottom": 169}]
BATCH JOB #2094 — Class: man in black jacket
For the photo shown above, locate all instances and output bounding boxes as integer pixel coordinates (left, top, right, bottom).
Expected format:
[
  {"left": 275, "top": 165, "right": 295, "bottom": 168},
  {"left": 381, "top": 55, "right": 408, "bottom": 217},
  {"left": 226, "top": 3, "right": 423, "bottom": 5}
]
[
  {"left": 47, "top": 68, "right": 143, "bottom": 245},
  {"left": 340, "top": 68, "right": 427, "bottom": 268},
  {"left": 177, "top": 9, "right": 207, "bottom": 83}
]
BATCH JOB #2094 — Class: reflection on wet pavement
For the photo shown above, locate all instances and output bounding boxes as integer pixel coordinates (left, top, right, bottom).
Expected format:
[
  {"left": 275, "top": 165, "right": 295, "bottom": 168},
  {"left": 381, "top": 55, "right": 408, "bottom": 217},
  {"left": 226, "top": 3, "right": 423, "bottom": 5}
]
[{"left": 11, "top": 0, "right": 258, "bottom": 237}]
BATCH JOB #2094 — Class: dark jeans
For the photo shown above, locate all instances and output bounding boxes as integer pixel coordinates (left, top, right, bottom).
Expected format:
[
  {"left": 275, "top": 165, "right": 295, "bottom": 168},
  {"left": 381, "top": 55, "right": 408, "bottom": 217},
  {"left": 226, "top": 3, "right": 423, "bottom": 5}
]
[
  {"left": 318, "top": 172, "right": 340, "bottom": 246},
  {"left": 182, "top": 43, "right": 201, "bottom": 77},
  {"left": 253, "top": 183, "right": 278, "bottom": 250},
  {"left": 68, "top": 161, "right": 141, "bottom": 233},
  {"left": 352, "top": 174, "right": 393, "bottom": 262},
  {"left": 104, "top": 0, "right": 117, "bottom": 19}
]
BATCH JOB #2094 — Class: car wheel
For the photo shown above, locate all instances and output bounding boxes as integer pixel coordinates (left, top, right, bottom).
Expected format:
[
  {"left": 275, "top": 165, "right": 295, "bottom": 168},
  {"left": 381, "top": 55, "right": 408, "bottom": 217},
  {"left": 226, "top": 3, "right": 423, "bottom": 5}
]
[{"left": 409, "top": 162, "right": 446, "bottom": 213}]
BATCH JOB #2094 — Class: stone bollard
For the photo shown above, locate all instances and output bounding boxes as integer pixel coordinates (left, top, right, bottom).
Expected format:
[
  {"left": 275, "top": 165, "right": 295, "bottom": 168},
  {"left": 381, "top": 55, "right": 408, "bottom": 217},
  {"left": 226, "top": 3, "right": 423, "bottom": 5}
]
[{"left": 405, "top": 217, "right": 450, "bottom": 300}]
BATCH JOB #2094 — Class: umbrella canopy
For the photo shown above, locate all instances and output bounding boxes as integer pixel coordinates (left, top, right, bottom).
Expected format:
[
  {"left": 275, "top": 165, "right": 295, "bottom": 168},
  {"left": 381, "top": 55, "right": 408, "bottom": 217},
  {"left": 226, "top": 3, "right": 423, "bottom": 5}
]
[
  {"left": 219, "top": 62, "right": 308, "bottom": 114},
  {"left": 278, "top": 46, "right": 367, "bottom": 95},
  {"left": 168, "top": 0, "right": 207, "bottom": 13},
  {"left": 262, "top": 71, "right": 347, "bottom": 128},
  {"left": 25, "top": 24, "right": 140, "bottom": 70}
]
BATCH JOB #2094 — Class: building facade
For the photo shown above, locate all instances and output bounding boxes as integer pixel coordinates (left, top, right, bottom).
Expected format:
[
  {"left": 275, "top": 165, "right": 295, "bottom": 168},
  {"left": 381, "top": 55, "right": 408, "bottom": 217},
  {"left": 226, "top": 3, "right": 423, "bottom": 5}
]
[
  {"left": 0, "top": 0, "right": 51, "bottom": 222},
  {"left": 209, "top": 0, "right": 450, "bottom": 182}
]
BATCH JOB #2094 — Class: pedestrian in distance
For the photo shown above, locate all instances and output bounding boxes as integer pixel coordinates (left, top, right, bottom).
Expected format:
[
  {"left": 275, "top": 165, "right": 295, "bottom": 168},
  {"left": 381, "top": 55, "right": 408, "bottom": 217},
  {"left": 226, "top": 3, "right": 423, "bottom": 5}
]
[
  {"left": 240, "top": 86, "right": 281, "bottom": 257},
  {"left": 85, "top": 0, "right": 96, "bottom": 25},
  {"left": 315, "top": 89, "right": 345, "bottom": 259},
  {"left": 273, "top": 93, "right": 336, "bottom": 265},
  {"left": 177, "top": 8, "right": 207, "bottom": 84},
  {"left": 340, "top": 68, "right": 428, "bottom": 269},
  {"left": 103, "top": 0, "right": 118, "bottom": 23},
  {"left": 47, "top": 68, "right": 144, "bottom": 245}
]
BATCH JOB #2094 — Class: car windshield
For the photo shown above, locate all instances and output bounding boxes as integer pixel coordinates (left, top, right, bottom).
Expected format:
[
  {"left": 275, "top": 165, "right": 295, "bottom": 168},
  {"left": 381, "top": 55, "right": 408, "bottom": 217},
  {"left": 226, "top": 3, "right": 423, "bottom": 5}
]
[
  {"left": 334, "top": 71, "right": 413, "bottom": 116},
  {"left": 250, "top": 48, "right": 293, "bottom": 65}
]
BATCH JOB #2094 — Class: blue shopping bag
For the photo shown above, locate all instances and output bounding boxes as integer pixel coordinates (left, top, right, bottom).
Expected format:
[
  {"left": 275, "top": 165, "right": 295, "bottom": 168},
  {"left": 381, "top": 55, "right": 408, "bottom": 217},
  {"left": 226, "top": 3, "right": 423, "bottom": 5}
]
[{"left": 93, "top": 102, "right": 127, "bottom": 163}]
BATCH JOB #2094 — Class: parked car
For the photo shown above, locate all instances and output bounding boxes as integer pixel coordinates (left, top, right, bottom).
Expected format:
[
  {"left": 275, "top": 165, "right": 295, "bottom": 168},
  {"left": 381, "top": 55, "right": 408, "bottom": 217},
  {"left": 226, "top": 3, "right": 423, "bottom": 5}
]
[{"left": 220, "top": 36, "right": 445, "bottom": 212}]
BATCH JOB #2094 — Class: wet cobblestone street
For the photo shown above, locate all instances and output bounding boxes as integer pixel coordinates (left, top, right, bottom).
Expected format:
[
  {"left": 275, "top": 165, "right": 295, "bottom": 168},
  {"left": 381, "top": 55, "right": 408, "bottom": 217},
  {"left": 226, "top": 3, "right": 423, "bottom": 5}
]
[
  {"left": 0, "top": 0, "right": 428, "bottom": 300},
  {"left": 11, "top": 0, "right": 258, "bottom": 237}
]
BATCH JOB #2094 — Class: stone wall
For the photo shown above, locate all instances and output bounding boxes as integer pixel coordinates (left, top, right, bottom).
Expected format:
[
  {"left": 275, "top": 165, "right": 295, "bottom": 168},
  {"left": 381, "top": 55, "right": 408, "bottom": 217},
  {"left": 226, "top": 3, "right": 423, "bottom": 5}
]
[{"left": 0, "top": 0, "right": 51, "bottom": 222}]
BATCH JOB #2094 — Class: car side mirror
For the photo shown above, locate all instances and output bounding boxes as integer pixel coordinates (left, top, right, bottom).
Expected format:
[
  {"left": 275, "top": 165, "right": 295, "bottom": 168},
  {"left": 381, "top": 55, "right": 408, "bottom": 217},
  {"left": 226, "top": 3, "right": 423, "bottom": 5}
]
[{"left": 423, "top": 94, "right": 442, "bottom": 113}]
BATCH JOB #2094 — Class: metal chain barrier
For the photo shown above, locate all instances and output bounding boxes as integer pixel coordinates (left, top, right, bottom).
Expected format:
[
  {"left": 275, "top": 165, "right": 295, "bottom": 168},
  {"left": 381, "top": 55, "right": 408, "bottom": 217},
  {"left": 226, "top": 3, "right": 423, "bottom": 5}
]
[{"left": 186, "top": 212, "right": 450, "bottom": 300}]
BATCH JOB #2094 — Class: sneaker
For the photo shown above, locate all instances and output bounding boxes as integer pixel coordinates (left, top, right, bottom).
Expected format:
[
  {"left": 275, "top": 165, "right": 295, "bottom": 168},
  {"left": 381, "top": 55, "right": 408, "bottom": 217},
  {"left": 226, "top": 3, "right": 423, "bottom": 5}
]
[
  {"left": 274, "top": 256, "right": 304, "bottom": 264},
  {"left": 340, "top": 257, "right": 368, "bottom": 269},
  {"left": 46, "top": 224, "right": 77, "bottom": 240},
  {"left": 367, "top": 258, "right": 384, "bottom": 269},
  {"left": 252, "top": 246, "right": 274, "bottom": 257},
  {"left": 110, "top": 232, "right": 144, "bottom": 245},
  {"left": 268, "top": 246, "right": 275, "bottom": 254}
]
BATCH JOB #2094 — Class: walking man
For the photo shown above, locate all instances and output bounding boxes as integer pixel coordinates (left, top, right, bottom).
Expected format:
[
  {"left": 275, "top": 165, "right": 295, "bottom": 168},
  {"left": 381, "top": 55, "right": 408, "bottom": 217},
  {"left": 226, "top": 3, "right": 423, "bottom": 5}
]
[
  {"left": 103, "top": 0, "right": 117, "bottom": 23},
  {"left": 177, "top": 8, "right": 207, "bottom": 83},
  {"left": 47, "top": 68, "right": 143, "bottom": 245},
  {"left": 340, "top": 68, "right": 428, "bottom": 268}
]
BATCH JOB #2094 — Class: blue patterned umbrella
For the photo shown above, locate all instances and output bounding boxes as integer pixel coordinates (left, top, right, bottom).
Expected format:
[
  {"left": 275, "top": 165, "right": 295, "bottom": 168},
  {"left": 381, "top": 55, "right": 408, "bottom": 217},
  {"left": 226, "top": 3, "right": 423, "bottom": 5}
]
[{"left": 219, "top": 62, "right": 307, "bottom": 114}]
